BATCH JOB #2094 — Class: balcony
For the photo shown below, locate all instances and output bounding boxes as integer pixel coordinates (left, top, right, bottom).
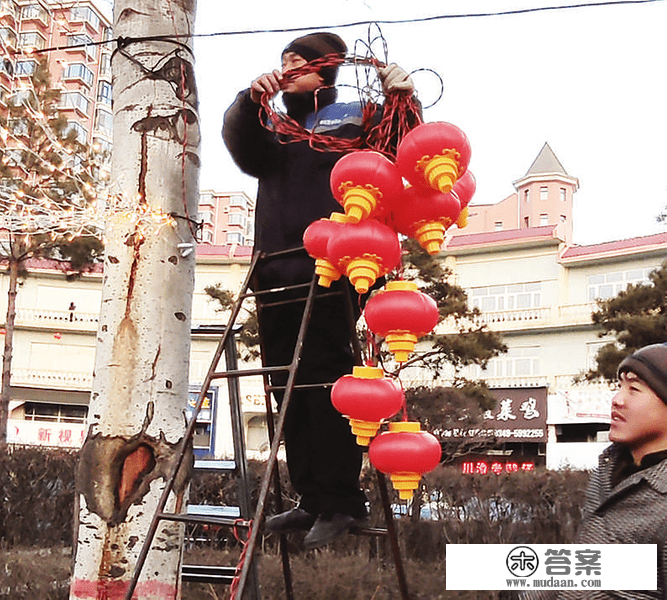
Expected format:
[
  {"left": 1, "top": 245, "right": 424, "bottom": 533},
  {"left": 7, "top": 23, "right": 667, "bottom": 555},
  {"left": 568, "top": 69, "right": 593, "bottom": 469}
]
[
  {"left": 12, "top": 367, "right": 92, "bottom": 390},
  {"left": 465, "top": 302, "right": 596, "bottom": 333},
  {"left": 15, "top": 307, "right": 99, "bottom": 331}
]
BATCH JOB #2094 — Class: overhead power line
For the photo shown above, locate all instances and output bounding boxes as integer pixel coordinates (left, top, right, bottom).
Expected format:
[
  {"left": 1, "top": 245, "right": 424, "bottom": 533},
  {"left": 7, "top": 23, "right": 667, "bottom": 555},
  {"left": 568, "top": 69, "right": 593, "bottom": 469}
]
[{"left": 32, "top": 0, "right": 665, "bottom": 55}]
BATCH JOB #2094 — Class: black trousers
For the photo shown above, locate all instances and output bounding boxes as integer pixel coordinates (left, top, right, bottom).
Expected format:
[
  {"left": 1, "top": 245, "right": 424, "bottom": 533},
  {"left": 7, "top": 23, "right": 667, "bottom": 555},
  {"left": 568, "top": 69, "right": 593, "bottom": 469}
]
[{"left": 257, "top": 276, "right": 367, "bottom": 519}]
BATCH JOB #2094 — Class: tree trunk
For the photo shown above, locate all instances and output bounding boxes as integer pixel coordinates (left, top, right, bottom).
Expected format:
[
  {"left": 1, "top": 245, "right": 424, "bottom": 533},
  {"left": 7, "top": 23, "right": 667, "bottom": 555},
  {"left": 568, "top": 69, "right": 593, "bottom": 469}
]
[
  {"left": 71, "top": 0, "right": 199, "bottom": 598},
  {"left": 0, "top": 256, "right": 19, "bottom": 445}
]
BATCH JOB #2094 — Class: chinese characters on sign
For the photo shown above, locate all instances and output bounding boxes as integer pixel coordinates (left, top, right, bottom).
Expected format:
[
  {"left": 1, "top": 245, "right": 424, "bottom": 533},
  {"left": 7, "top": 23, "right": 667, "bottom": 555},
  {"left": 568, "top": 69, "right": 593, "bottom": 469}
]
[
  {"left": 441, "top": 387, "right": 548, "bottom": 443},
  {"left": 9, "top": 420, "right": 86, "bottom": 448},
  {"left": 461, "top": 460, "right": 535, "bottom": 475}
]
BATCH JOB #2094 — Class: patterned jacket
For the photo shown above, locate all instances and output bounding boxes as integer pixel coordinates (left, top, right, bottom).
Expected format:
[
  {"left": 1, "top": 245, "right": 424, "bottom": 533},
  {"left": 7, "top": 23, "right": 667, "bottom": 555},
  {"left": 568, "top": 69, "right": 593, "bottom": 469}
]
[{"left": 524, "top": 443, "right": 667, "bottom": 599}]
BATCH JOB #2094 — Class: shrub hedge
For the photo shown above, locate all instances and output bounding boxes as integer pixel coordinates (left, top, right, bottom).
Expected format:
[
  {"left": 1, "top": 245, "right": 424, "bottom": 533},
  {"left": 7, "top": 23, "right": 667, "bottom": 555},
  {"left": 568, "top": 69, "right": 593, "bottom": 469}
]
[{"left": 0, "top": 445, "right": 590, "bottom": 554}]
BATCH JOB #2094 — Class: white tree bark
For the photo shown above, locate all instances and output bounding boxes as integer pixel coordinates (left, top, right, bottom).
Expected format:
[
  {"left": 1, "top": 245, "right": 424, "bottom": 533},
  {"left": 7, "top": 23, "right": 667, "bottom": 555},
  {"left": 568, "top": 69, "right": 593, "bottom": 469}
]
[{"left": 71, "top": 1, "right": 199, "bottom": 598}]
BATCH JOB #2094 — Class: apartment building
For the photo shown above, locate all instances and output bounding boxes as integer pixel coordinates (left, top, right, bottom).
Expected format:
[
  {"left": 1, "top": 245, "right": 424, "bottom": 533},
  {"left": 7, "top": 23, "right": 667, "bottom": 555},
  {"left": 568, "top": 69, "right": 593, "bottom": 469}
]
[
  {"left": 198, "top": 190, "right": 255, "bottom": 247},
  {"left": 0, "top": 0, "right": 112, "bottom": 151}
]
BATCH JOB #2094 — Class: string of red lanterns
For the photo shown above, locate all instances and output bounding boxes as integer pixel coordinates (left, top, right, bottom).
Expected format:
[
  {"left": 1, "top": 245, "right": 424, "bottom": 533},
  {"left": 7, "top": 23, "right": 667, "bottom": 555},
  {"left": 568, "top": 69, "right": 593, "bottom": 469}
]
[{"left": 303, "top": 120, "right": 477, "bottom": 500}]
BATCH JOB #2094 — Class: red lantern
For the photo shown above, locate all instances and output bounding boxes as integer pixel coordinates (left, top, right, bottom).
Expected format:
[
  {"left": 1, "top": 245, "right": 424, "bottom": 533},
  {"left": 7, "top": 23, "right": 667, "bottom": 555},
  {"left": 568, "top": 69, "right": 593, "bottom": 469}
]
[
  {"left": 396, "top": 122, "right": 471, "bottom": 194},
  {"left": 330, "top": 150, "right": 404, "bottom": 223},
  {"left": 451, "top": 169, "right": 476, "bottom": 229},
  {"left": 388, "top": 186, "right": 461, "bottom": 255},
  {"left": 303, "top": 212, "right": 351, "bottom": 287},
  {"left": 364, "top": 281, "right": 439, "bottom": 363},
  {"left": 331, "top": 366, "right": 405, "bottom": 445},
  {"left": 369, "top": 421, "right": 442, "bottom": 499},
  {"left": 327, "top": 219, "right": 401, "bottom": 294},
  {"left": 452, "top": 169, "right": 476, "bottom": 209}
]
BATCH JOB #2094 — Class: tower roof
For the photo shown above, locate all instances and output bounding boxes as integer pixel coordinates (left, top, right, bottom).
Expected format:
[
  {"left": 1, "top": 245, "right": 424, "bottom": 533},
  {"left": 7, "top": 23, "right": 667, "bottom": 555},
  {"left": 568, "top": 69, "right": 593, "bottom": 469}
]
[{"left": 525, "top": 142, "right": 569, "bottom": 176}]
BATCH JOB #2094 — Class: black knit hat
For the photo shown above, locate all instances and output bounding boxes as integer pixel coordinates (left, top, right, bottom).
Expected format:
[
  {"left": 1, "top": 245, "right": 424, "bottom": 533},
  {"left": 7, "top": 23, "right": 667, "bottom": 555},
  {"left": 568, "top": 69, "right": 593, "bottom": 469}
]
[
  {"left": 618, "top": 343, "right": 667, "bottom": 404},
  {"left": 282, "top": 32, "right": 347, "bottom": 86}
]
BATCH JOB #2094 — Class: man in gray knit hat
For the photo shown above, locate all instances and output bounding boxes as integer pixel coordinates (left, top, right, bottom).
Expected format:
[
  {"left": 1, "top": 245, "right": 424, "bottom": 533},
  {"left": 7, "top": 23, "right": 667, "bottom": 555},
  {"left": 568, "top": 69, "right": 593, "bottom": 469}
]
[{"left": 525, "top": 343, "right": 667, "bottom": 599}]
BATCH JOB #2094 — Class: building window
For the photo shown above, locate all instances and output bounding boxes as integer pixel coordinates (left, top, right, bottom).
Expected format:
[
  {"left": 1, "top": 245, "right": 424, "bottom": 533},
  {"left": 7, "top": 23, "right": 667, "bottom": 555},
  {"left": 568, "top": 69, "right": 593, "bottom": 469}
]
[
  {"left": 67, "top": 33, "right": 97, "bottom": 60},
  {"left": 23, "top": 402, "right": 87, "bottom": 424},
  {"left": 540, "top": 186, "right": 548, "bottom": 200},
  {"left": 20, "top": 3, "right": 49, "bottom": 23},
  {"left": 94, "top": 109, "right": 112, "bottom": 136},
  {"left": 227, "top": 232, "right": 243, "bottom": 244},
  {"left": 476, "top": 346, "right": 540, "bottom": 379},
  {"left": 587, "top": 268, "right": 652, "bottom": 301},
  {"left": 539, "top": 214, "right": 549, "bottom": 226},
  {"left": 15, "top": 59, "right": 36, "bottom": 76},
  {"left": 494, "top": 221, "right": 503, "bottom": 231},
  {"left": 63, "top": 63, "right": 94, "bottom": 87},
  {"left": 230, "top": 194, "right": 247, "bottom": 208},
  {"left": 8, "top": 118, "right": 28, "bottom": 136},
  {"left": 524, "top": 189, "right": 529, "bottom": 202},
  {"left": 1, "top": 1, "right": 19, "bottom": 19},
  {"left": 61, "top": 91, "right": 90, "bottom": 115},
  {"left": 97, "top": 80, "right": 112, "bottom": 106},
  {"left": 92, "top": 137, "right": 111, "bottom": 155},
  {"left": 560, "top": 187, "right": 567, "bottom": 202},
  {"left": 18, "top": 31, "right": 45, "bottom": 51},
  {"left": 99, "top": 53, "right": 111, "bottom": 78},
  {"left": 0, "top": 57, "right": 14, "bottom": 77},
  {"left": 71, "top": 6, "right": 101, "bottom": 30},
  {"left": 228, "top": 213, "right": 245, "bottom": 226},
  {"left": 0, "top": 27, "right": 17, "bottom": 49},
  {"left": 65, "top": 120, "right": 88, "bottom": 143},
  {"left": 523, "top": 216, "right": 530, "bottom": 228},
  {"left": 559, "top": 214, "right": 567, "bottom": 223},
  {"left": 469, "top": 282, "right": 542, "bottom": 313},
  {"left": 198, "top": 210, "right": 212, "bottom": 224}
]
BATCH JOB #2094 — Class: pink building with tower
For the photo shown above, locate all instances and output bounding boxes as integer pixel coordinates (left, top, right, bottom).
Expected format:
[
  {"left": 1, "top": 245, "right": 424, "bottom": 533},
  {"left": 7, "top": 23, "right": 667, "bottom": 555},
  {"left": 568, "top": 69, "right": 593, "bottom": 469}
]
[{"left": 455, "top": 142, "right": 579, "bottom": 245}]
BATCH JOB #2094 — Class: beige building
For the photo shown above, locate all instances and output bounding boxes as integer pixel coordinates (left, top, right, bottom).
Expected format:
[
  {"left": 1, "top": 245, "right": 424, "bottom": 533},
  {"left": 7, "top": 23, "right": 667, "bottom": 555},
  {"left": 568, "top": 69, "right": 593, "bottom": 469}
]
[
  {"left": 444, "top": 144, "right": 667, "bottom": 469},
  {"left": 3, "top": 245, "right": 271, "bottom": 458},
  {"left": 3, "top": 144, "right": 667, "bottom": 470}
]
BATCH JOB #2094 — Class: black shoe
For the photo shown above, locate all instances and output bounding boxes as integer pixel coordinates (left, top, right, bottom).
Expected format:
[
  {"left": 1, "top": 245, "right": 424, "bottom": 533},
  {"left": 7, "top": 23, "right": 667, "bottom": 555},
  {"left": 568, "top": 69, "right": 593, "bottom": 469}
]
[
  {"left": 265, "top": 508, "right": 317, "bottom": 533},
  {"left": 303, "top": 513, "right": 368, "bottom": 549}
]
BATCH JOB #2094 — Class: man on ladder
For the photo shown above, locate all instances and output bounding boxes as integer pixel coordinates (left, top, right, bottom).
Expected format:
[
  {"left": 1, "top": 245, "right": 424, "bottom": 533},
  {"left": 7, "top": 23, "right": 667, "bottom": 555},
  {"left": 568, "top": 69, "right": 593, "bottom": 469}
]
[{"left": 222, "top": 31, "right": 416, "bottom": 549}]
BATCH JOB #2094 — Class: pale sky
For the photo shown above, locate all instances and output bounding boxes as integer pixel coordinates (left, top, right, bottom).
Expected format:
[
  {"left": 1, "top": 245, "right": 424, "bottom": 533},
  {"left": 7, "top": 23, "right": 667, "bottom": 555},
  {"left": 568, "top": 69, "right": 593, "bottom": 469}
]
[{"left": 191, "top": 0, "right": 666, "bottom": 246}]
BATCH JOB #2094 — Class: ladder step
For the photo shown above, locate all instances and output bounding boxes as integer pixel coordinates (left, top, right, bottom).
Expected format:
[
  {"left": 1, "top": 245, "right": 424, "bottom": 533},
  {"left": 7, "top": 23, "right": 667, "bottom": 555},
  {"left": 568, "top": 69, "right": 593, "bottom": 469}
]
[
  {"left": 187, "top": 504, "right": 241, "bottom": 519},
  {"left": 193, "top": 459, "right": 236, "bottom": 472},
  {"left": 352, "top": 525, "right": 389, "bottom": 537},
  {"left": 181, "top": 564, "right": 237, "bottom": 585}
]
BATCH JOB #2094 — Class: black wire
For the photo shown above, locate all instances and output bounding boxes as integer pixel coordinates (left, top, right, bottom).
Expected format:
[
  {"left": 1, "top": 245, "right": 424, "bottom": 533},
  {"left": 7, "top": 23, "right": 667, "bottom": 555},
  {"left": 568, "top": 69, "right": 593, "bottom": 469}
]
[{"left": 29, "top": 0, "right": 665, "bottom": 56}]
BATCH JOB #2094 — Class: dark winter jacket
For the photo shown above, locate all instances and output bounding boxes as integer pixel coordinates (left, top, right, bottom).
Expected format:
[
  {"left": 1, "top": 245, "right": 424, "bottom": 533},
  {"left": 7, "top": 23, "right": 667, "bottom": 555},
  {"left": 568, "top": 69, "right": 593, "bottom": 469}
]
[
  {"left": 222, "top": 88, "right": 368, "bottom": 290},
  {"left": 524, "top": 443, "right": 667, "bottom": 599}
]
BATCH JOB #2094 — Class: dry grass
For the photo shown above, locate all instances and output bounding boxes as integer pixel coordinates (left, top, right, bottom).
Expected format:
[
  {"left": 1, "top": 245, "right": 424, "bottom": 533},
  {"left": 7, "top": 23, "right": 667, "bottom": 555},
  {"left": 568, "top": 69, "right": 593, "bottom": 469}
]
[{"left": 0, "top": 544, "right": 514, "bottom": 600}]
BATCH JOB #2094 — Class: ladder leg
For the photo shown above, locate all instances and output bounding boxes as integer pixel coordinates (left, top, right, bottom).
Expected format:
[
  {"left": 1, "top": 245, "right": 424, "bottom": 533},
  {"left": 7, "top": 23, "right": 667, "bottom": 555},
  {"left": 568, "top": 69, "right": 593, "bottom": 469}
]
[
  {"left": 233, "top": 274, "right": 319, "bottom": 599},
  {"left": 123, "top": 253, "right": 263, "bottom": 600},
  {"left": 225, "top": 332, "right": 262, "bottom": 600},
  {"left": 256, "top": 294, "right": 295, "bottom": 600},
  {"left": 376, "top": 470, "right": 410, "bottom": 600}
]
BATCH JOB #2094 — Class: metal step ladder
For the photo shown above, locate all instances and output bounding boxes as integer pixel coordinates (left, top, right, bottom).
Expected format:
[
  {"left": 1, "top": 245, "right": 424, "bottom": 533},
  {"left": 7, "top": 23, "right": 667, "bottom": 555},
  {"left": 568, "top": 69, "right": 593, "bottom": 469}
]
[{"left": 123, "top": 248, "right": 409, "bottom": 600}]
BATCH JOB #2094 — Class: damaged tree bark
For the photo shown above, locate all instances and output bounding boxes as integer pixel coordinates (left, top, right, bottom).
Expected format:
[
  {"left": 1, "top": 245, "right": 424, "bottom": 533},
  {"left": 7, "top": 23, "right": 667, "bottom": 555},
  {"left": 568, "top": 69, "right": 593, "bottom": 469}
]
[{"left": 71, "top": 1, "right": 199, "bottom": 598}]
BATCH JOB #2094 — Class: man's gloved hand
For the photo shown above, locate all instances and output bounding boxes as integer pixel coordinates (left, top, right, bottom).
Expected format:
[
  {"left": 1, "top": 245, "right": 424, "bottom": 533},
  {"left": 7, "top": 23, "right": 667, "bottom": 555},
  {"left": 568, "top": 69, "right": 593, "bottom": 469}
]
[{"left": 378, "top": 63, "right": 415, "bottom": 94}]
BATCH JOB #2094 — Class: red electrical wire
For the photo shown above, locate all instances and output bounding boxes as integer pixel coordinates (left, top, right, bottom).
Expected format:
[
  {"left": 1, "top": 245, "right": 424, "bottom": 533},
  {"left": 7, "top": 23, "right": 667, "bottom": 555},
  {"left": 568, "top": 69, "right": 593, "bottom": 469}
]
[
  {"left": 259, "top": 54, "right": 422, "bottom": 158},
  {"left": 229, "top": 518, "right": 253, "bottom": 600}
]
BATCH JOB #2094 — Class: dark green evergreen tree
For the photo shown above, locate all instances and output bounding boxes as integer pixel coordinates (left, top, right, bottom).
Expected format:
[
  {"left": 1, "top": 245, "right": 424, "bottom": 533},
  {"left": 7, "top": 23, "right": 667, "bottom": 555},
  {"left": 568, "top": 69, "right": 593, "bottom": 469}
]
[{"left": 584, "top": 260, "right": 667, "bottom": 382}]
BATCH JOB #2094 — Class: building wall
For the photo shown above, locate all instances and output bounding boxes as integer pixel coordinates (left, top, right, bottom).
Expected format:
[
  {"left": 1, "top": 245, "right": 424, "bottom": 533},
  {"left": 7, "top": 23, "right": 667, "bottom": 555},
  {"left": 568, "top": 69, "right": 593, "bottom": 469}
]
[
  {"left": 1, "top": 0, "right": 112, "bottom": 148},
  {"left": 2, "top": 248, "right": 267, "bottom": 458}
]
